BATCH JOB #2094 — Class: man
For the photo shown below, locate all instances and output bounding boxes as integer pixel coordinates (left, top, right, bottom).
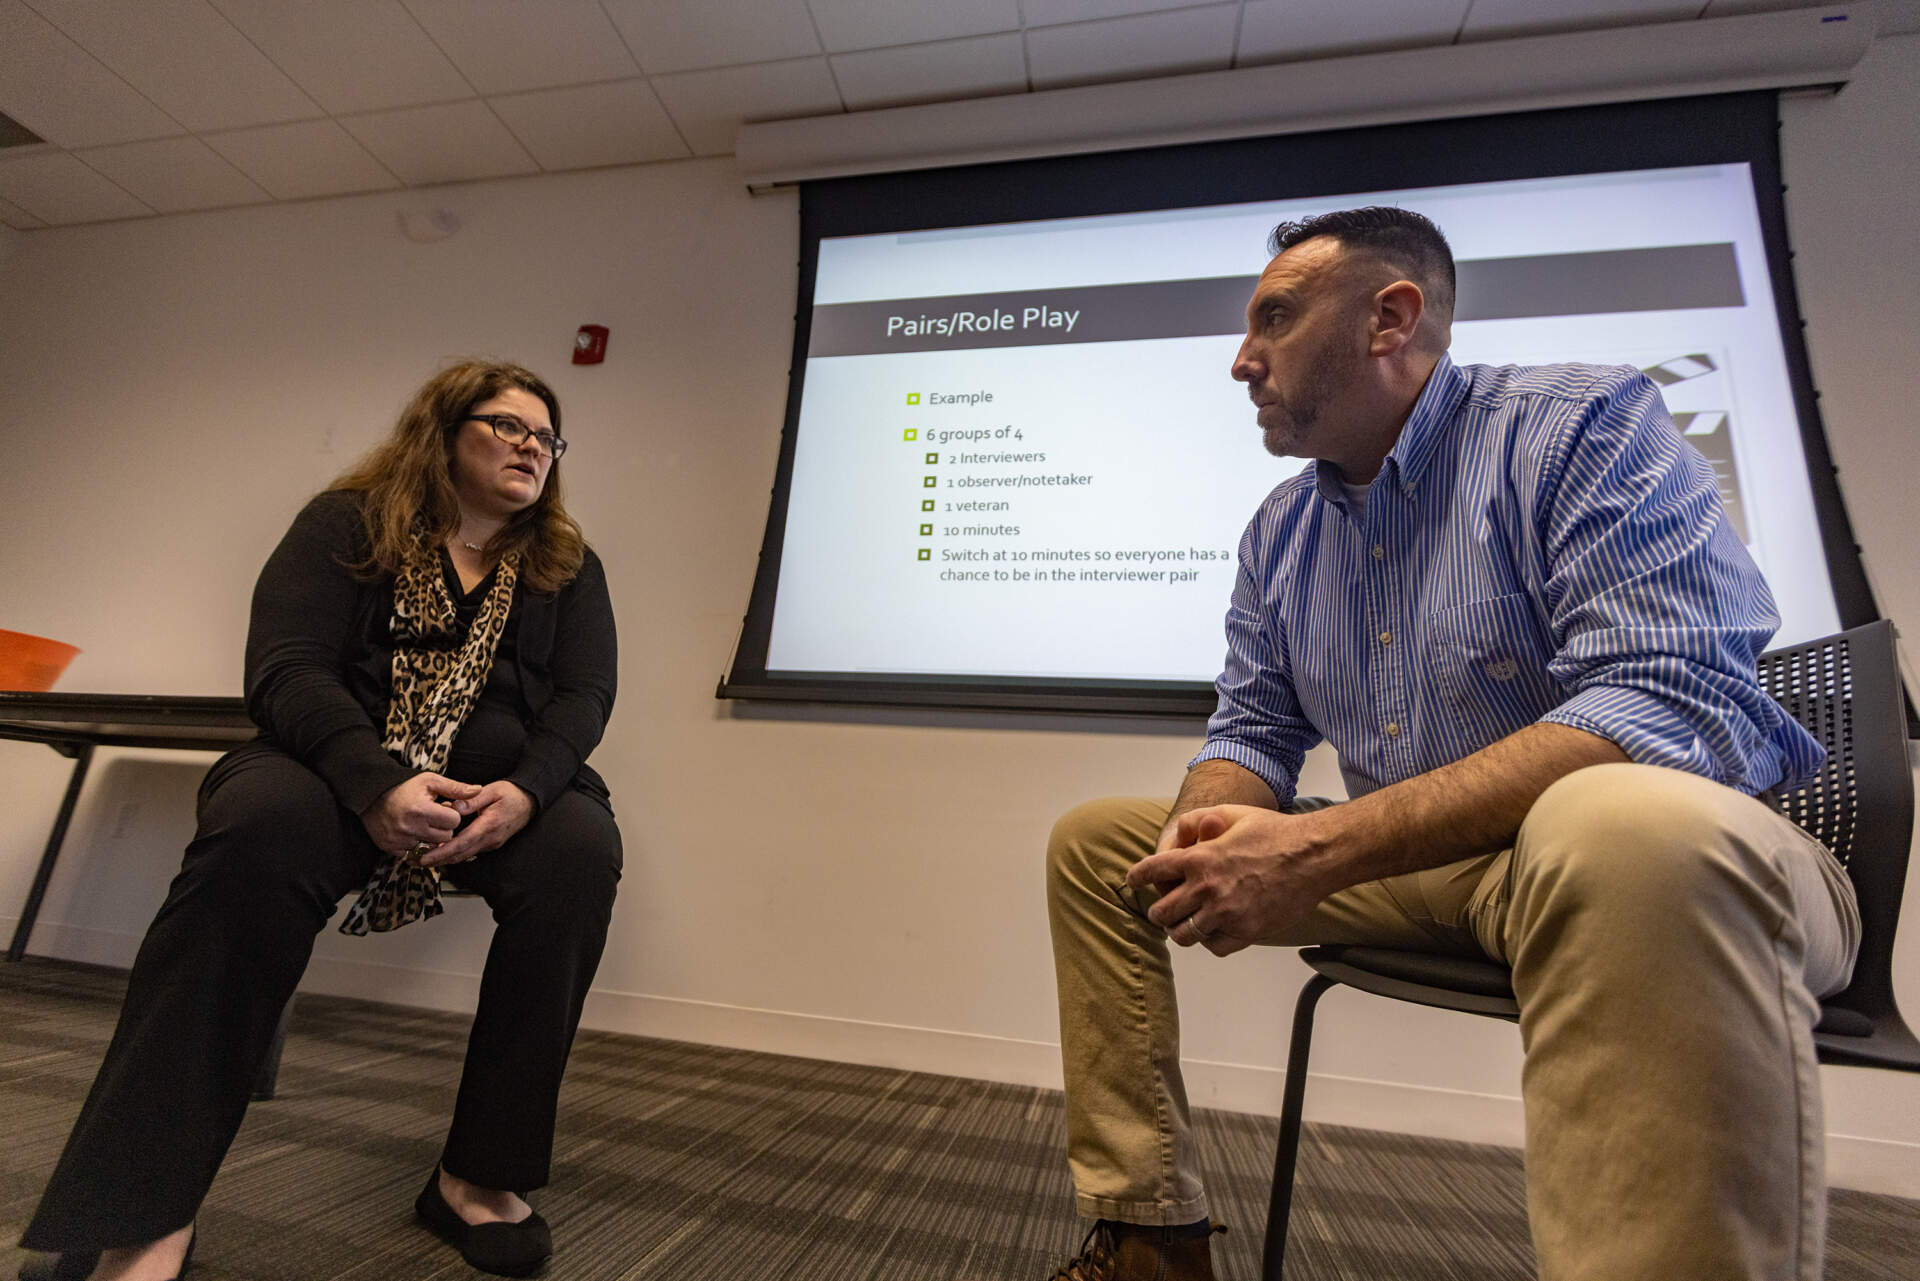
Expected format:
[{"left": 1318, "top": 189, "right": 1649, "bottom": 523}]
[{"left": 1037, "top": 207, "right": 1860, "bottom": 1281}]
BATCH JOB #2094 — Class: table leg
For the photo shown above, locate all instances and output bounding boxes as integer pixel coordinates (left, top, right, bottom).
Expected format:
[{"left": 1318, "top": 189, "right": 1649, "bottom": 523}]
[{"left": 8, "top": 741, "right": 94, "bottom": 962}]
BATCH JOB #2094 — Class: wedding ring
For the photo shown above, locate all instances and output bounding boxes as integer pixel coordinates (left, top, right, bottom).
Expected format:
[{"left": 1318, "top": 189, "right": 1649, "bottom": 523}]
[{"left": 1174, "top": 915, "right": 1209, "bottom": 945}]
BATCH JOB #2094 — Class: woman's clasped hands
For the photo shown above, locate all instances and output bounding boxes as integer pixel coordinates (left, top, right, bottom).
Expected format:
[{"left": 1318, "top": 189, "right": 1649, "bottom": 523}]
[{"left": 359, "top": 773, "right": 536, "bottom": 868}]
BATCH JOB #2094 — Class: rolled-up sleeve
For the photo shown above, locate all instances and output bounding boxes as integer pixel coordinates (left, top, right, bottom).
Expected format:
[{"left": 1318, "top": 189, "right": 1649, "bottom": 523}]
[
  {"left": 1533, "top": 370, "right": 1814, "bottom": 793},
  {"left": 1189, "top": 521, "right": 1321, "bottom": 804}
]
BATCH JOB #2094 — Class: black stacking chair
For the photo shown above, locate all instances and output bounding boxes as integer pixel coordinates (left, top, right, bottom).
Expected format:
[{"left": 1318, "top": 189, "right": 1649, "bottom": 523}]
[{"left": 1261, "top": 618, "right": 1920, "bottom": 1280}]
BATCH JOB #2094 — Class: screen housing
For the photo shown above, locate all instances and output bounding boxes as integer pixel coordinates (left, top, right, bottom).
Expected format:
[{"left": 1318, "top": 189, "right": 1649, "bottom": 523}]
[{"left": 720, "top": 91, "right": 1879, "bottom": 716}]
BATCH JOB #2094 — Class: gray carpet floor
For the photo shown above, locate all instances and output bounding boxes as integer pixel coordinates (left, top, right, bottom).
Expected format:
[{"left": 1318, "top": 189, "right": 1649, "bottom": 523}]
[{"left": 2, "top": 958, "right": 1915, "bottom": 1280}]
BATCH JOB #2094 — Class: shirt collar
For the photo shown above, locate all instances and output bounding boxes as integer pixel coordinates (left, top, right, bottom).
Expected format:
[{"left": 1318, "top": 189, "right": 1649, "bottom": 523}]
[
  {"left": 1382, "top": 352, "right": 1467, "bottom": 496},
  {"left": 1313, "top": 352, "right": 1467, "bottom": 502}
]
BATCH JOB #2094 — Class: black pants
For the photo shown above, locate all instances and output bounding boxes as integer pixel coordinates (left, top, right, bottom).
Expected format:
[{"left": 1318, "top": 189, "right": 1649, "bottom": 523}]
[{"left": 20, "top": 742, "right": 622, "bottom": 1253}]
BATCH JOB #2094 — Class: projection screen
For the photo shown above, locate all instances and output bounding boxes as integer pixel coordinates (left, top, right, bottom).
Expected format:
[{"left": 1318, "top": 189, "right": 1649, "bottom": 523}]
[{"left": 721, "top": 93, "right": 1876, "bottom": 714}]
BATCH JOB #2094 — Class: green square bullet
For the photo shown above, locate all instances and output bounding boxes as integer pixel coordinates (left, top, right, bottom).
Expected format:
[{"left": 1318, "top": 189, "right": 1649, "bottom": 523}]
[
  {"left": 906, "top": 393, "right": 920, "bottom": 405},
  {"left": 919, "top": 523, "right": 932, "bottom": 536},
  {"left": 924, "top": 476, "right": 937, "bottom": 487},
  {"left": 917, "top": 548, "right": 930, "bottom": 561},
  {"left": 924, "top": 451, "right": 938, "bottom": 465},
  {"left": 903, "top": 428, "right": 917, "bottom": 441},
  {"left": 921, "top": 499, "right": 934, "bottom": 511}
]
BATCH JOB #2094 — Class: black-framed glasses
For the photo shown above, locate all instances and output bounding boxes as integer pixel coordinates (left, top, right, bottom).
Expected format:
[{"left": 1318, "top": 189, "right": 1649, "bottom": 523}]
[{"left": 467, "top": 413, "right": 568, "bottom": 458}]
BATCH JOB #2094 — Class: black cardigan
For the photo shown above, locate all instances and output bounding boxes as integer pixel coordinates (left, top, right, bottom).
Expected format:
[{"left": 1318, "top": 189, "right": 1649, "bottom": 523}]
[{"left": 242, "top": 491, "right": 617, "bottom": 815}]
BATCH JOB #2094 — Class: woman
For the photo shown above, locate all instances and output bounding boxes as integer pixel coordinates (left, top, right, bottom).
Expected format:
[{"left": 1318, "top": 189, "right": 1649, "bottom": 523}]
[{"left": 19, "top": 361, "right": 621, "bottom": 1281}]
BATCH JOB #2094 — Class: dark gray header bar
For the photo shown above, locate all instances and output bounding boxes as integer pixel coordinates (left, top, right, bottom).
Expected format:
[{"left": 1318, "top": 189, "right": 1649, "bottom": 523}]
[
  {"left": 1462, "top": 243, "right": 1744, "bottom": 322},
  {"left": 807, "top": 243, "right": 1745, "bottom": 357}
]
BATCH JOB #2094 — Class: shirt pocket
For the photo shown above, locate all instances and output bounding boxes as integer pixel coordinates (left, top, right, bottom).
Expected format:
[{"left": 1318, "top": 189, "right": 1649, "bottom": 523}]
[{"left": 1427, "top": 592, "right": 1561, "bottom": 744}]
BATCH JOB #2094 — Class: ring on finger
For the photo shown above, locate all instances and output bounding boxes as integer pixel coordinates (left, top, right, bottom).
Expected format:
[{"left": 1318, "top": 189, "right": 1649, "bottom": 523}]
[{"left": 1174, "top": 914, "right": 1209, "bottom": 945}]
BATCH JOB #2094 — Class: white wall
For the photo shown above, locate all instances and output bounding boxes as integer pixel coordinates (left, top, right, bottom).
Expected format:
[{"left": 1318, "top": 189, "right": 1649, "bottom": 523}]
[
  {"left": 3, "top": 36, "right": 1916, "bottom": 1198},
  {"left": 1775, "top": 33, "right": 1920, "bottom": 1193}
]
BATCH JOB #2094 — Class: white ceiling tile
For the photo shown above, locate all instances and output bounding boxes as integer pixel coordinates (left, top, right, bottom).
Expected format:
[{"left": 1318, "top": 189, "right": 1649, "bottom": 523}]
[
  {"left": 601, "top": 0, "right": 821, "bottom": 74},
  {"left": 1026, "top": 4, "right": 1239, "bottom": 90},
  {"left": 489, "top": 79, "right": 689, "bottom": 170},
  {"left": 1237, "top": 0, "right": 1470, "bottom": 64},
  {"left": 208, "top": 0, "right": 472, "bottom": 115},
  {"left": 1461, "top": 0, "right": 1701, "bottom": 41},
  {"left": 340, "top": 100, "right": 539, "bottom": 184},
  {"left": 24, "top": 0, "right": 322, "bottom": 131},
  {"left": 401, "top": 0, "right": 639, "bottom": 94},
  {"left": 76, "top": 135, "right": 270, "bottom": 212},
  {"left": 203, "top": 118, "right": 399, "bottom": 199},
  {"left": 1024, "top": 0, "right": 1225, "bottom": 29},
  {"left": 0, "top": 151, "right": 150, "bottom": 223},
  {"left": 805, "top": 0, "right": 1022, "bottom": 54},
  {"left": 0, "top": 0, "right": 182, "bottom": 148},
  {"left": 0, "top": 191, "right": 49, "bottom": 227},
  {"left": 831, "top": 33, "right": 1027, "bottom": 110},
  {"left": 650, "top": 57, "right": 842, "bottom": 155}
]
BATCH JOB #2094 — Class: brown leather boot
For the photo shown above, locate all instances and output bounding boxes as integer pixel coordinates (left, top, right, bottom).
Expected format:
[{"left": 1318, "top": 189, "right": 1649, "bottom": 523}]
[{"left": 1039, "top": 1220, "right": 1224, "bottom": 1281}]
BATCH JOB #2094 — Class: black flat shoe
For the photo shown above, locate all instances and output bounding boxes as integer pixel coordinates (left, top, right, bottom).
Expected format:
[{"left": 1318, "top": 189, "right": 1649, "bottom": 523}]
[
  {"left": 18, "top": 1229, "right": 192, "bottom": 1281},
  {"left": 415, "top": 1171, "right": 552, "bottom": 1278}
]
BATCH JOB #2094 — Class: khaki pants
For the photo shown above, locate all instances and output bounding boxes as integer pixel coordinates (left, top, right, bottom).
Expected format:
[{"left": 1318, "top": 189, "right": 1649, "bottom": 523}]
[{"left": 1048, "top": 763, "right": 1861, "bottom": 1281}]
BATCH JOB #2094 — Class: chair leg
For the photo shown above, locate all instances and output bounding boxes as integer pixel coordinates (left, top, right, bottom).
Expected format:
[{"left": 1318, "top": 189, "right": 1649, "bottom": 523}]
[
  {"left": 252, "top": 994, "right": 295, "bottom": 1101},
  {"left": 1263, "top": 973, "right": 1334, "bottom": 1281}
]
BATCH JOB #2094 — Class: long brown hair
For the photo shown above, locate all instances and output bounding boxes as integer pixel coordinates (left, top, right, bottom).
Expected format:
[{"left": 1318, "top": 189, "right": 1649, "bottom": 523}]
[{"left": 327, "top": 360, "right": 586, "bottom": 594}]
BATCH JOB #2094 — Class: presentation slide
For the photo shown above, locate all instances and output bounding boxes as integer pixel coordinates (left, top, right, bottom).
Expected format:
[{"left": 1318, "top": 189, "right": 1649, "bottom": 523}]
[{"left": 764, "top": 164, "right": 1839, "bottom": 684}]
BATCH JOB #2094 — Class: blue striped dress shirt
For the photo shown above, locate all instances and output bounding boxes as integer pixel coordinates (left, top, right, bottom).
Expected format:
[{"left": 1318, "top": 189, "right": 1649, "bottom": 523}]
[{"left": 1193, "top": 353, "right": 1824, "bottom": 805}]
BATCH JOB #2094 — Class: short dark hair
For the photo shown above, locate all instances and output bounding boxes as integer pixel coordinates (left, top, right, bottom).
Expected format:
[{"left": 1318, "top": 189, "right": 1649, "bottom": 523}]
[{"left": 1267, "top": 206, "right": 1455, "bottom": 326}]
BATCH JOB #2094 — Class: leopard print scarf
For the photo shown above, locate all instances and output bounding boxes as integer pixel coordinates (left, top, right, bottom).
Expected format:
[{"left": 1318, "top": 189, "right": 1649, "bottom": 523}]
[{"left": 339, "top": 540, "right": 519, "bottom": 935}]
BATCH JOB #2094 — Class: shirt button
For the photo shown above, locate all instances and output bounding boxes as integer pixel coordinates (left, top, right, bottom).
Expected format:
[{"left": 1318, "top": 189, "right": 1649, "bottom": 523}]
[
  {"left": 1386, "top": 721, "right": 1401, "bottom": 737},
  {"left": 1378, "top": 631, "right": 1392, "bottom": 645},
  {"left": 1372, "top": 544, "right": 1385, "bottom": 559}
]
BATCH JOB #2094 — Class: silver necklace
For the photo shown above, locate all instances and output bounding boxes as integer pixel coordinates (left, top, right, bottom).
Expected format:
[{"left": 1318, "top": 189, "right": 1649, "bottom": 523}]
[{"left": 461, "top": 540, "right": 484, "bottom": 552}]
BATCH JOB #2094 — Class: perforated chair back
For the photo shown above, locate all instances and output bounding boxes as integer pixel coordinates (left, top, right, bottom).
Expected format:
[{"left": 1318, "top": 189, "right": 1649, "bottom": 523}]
[
  {"left": 1757, "top": 618, "right": 1919, "bottom": 1066},
  {"left": 1261, "top": 620, "right": 1920, "bottom": 1279}
]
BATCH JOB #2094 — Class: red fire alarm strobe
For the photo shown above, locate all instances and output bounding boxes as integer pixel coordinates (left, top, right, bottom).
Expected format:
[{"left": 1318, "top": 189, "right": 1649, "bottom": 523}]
[{"left": 573, "top": 324, "right": 609, "bottom": 365}]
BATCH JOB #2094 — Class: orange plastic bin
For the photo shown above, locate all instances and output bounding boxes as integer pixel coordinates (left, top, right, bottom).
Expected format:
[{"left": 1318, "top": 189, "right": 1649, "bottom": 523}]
[{"left": 0, "top": 629, "right": 80, "bottom": 692}]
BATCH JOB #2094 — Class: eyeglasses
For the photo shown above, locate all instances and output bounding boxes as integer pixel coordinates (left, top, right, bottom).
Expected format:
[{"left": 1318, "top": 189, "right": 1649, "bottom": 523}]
[{"left": 467, "top": 414, "right": 568, "bottom": 458}]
